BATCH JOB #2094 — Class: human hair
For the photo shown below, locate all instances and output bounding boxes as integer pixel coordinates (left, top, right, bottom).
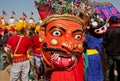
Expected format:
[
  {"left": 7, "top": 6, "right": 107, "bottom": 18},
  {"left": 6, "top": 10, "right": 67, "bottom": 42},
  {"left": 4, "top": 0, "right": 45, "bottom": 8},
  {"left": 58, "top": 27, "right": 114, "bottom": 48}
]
[{"left": 109, "top": 16, "right": 118, "bottom": 25}]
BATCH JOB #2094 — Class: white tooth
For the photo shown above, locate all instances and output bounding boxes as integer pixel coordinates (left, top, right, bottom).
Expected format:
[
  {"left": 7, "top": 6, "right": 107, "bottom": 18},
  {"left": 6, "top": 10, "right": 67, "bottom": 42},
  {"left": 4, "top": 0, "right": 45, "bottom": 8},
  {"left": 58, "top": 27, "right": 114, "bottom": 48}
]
[
  {"left": 68, "top": 58, "right": 71, "bottom": 61},
  {"left": 52, "top": 53, "right": 59, "bottom": 60},
  {"left": 58, "top": 57, "right": 61, "bottom": 61},
  {"left": 52, "top": 53, "right": 56, "bottom": 58},
  {"left": 54, "top": 54, "right": 59, "bottom": 60},
  {"left": 71, "top": 56, "right": 75, "bottom": 61},
  {"left": 52, "top": 54, "right": 56, "bottom": 59}
]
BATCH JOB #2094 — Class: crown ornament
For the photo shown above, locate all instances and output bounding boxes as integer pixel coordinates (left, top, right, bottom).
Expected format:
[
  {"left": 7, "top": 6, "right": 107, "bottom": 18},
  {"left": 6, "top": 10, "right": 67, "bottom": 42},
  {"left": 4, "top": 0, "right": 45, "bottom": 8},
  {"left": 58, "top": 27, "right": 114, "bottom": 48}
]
[{"left": 34, "top": 0, "right": 93, "bottom": 20}]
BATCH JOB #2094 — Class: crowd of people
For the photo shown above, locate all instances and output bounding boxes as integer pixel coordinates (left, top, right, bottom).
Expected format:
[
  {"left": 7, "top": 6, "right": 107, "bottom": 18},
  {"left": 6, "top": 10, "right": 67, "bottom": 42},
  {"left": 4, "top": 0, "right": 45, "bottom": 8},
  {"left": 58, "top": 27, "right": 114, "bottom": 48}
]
[
  {"left": 0, "top": 15, "right": 46, "bottom": 81},
  {"left": 0, "top": 2, "right": 120, "bottom": 81}
]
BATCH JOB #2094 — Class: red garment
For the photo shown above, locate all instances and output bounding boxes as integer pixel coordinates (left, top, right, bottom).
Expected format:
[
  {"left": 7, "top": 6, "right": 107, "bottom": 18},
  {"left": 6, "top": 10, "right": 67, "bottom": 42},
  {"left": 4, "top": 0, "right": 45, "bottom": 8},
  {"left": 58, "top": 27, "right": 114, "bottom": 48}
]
[
  {"left": 0, "top": 29, "right": 4, "bottom": 34},
  {"left": 110, "top": 24, "right": 119, "bottom": 27},
  {"left": 6, "top": 35, "right": 32, "bottom": 62},
  {"left": 31, "top": 34, "right": 41, "bottom": 56},
  {"left": 50, "top": 55, "right": 84, "bottom": 81}
]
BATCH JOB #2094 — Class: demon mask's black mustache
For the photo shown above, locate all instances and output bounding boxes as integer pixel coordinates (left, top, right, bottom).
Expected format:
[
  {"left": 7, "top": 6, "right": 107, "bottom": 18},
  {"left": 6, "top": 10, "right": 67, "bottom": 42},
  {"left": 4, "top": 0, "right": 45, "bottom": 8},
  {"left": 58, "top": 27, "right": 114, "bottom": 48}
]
[
  {"left": 42, "top": 43, "right": 82, "bottom": 55},
  {"left": 43, "top": 48, "right": 67, "bottom": 53}
]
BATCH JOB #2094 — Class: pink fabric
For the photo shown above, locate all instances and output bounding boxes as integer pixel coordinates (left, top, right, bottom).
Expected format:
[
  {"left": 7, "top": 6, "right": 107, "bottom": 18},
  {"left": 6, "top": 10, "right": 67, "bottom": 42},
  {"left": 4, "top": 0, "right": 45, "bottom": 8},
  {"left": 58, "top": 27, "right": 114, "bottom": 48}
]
[{"left": 110, "top": 24, "right": 119, "bottom": 27}]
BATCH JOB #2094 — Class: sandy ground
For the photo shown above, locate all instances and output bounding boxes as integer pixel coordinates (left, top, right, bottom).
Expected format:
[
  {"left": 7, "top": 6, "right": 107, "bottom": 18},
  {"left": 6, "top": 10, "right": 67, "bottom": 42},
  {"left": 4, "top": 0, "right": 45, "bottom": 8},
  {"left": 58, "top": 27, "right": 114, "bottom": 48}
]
[
  {"left": 0, "top": 65, "right": 43, "bottom": 81},
  {"left": 0, "top": 65, "right": 11, "bottom": 81}
]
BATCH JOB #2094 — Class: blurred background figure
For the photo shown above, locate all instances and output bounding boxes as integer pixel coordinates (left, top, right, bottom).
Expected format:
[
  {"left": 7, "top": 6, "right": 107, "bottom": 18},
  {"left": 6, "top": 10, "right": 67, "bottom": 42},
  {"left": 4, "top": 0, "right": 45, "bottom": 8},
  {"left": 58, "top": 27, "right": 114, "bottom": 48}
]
[
  {"left": 0, "top": 34, "right": 5, "bottom": 70},
  {"left": 103, "top": 16, "right": 120, "bottom": 81}
]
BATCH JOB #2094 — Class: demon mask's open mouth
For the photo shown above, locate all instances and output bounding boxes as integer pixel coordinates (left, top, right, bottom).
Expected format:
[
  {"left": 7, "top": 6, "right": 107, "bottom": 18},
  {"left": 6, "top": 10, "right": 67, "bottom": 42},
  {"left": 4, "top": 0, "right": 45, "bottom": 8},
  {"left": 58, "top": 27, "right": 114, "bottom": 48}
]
[
  {"left": 42, "top": 44, "right": 81, "bottom": 70},
  {"left": 51, "top": 52, "right": 77, "bottom": 70}
]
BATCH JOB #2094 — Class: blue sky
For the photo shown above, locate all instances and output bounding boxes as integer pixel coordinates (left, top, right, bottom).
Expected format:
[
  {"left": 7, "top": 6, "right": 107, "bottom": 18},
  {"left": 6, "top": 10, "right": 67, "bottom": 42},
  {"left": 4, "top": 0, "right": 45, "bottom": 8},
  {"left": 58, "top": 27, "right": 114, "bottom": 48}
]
[
  {"left": 0, "top": 0, "right": 39, "bottom": 22},
  {"left": 0, "top": 0, "right": 120, "bottom": 22}
]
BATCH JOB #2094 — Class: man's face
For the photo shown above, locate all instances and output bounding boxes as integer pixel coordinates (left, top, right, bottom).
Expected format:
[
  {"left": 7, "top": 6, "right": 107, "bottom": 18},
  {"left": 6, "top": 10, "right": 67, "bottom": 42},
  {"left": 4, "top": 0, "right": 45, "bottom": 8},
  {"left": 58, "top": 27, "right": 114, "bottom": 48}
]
[{"left": 39, "top": 20, "right": 85, "bottom": 70}]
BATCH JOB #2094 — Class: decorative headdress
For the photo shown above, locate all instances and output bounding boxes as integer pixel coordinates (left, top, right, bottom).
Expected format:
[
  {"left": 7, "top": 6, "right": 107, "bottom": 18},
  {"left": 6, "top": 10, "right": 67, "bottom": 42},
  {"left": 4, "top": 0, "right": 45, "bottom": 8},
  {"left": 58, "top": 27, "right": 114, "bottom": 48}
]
[
  {"left": 41, "top": 14, "right": 85, "bottom": 27},
  {"left": 34, "top": 0, "right": 92, "bottom": 20},
  {"left": 88, "top": 13, "right": 106, "bottom": 29}
]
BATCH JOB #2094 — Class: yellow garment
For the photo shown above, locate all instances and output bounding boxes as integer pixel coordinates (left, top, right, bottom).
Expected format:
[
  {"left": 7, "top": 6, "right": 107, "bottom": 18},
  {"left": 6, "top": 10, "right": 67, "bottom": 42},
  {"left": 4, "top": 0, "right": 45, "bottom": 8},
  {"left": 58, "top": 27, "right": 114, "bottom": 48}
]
[
  {"left": 27, "top": 51, "right": 32, "bottom": 62},
  {"left": 36, "top": 48, "right": 41, "bottom": 50},
  {"left": 6, "top": 26, "right": 12, "bottom": 30},
  {"left": 13, "top": 54, "right": 24, "bottom": 56},
  {"left": 13, "top": 53, "right": 31, "bottom": 61},
  {"left": 87, "top": 49, "right": 98, "bottom": 55},
  {"left": 35, "top": 25, "right": 41, "bottom": 32}
]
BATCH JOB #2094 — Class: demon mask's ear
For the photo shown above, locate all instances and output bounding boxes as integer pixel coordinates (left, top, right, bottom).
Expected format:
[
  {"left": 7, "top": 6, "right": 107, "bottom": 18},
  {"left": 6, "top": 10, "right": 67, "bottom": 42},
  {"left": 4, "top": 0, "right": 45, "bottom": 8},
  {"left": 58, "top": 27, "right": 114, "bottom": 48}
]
[
  {"left": 79, "top": 13, "right": 90, "bottom": 30},
  {"left": 39, "top": 27, "right": 45, "bottom": 42},
  {"left": 84, "top": 22, "right": 89, "bottom": 30}
]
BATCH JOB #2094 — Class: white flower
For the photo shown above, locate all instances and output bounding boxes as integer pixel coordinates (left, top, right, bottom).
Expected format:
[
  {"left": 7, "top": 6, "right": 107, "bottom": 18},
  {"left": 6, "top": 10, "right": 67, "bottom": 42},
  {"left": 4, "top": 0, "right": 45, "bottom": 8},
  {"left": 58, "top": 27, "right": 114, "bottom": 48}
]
[
  {"left": 99, "top": 18, "right": 103, "bottom": 21},
  {"left": 97, "top": 15, "right": 99, "bottom": 18},
  {"left": 91, "top": 18, "right": 94, "bottom": 22},
  {"left": 92, "top": 21, "right": 98, "bottom": 27}
]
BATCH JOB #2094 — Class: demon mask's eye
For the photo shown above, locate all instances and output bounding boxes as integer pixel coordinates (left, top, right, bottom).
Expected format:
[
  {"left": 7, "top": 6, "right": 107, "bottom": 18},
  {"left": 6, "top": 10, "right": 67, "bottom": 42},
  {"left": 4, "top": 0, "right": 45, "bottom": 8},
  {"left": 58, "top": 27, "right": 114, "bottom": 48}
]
[
  {"left": 74, "top": 34, "right": 82, "bottom": 40},
  {"left": 52, "top": 30, "right": 61, "bottom": 36}
]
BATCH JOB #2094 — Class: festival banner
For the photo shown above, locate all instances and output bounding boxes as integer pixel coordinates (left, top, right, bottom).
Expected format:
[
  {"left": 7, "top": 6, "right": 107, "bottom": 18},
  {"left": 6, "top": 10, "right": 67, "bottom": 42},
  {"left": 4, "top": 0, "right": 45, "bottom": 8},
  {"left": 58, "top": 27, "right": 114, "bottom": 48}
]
[
  {"left": 92, "top": 3, "right": 106, "bottom": 19},
  {"left": 12, "top": 10, "right": 16, "bottom": 15},
  {"left": 99, "top": 4, "right": 112, "bottom": 19},
  {"left": 107, "top": 3, "right": 120, "bottom": 18},
  {"left": 2, "top": 10, "right": 6, "bottom": 15},
  {"left": 31, "top": 11, "right": 34, "bottom": 15},
  {"left": 23, "top": 12, "right": 27, "bottom": 18}
]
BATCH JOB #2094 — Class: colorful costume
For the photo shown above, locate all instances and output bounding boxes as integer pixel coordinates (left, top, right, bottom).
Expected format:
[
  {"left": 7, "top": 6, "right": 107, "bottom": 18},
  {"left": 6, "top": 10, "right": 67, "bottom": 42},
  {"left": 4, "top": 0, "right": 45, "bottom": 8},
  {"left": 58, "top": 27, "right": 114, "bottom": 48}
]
[
  {"left": 35, "top": 1, "right": 91, "bottom": 81},
  {"left": 6, "top": 35, "right": 31, "bottom": 62},
  {"left": 85, "top": 13, "right": 107, "bottom": 81},
  {"left": 31, "top": 34, "right": 41, "bottom": 57},
  {"left": 6, "top": 22, "right": 32, "bottom": 81},
  {"left": 30, "top": 34, "right": 45, "bottom": 78}
]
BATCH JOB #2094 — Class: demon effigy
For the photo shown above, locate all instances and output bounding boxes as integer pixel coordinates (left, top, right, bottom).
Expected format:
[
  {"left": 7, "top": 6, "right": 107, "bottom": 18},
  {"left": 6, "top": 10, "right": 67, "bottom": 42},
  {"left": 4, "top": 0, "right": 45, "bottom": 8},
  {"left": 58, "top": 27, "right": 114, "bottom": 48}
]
[
  {"left": 34, "top": 0, "right": 92, "bottom": 81},
  {"left": 39, "top": 14, "right": 88, "bottom": 81},
  {"left": 85, "top": 13, "right": 107, "bottom": 81}
]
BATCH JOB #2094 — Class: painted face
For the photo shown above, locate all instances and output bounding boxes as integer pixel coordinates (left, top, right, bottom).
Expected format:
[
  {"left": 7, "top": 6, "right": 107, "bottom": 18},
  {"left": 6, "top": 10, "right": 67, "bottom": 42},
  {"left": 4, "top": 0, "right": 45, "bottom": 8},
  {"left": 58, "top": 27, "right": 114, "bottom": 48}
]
[
  {"left": 88, "top": 13, "right": 107, "bottom": 36},
  {"left": 39, "top": 20, "right": 85, "bottom": 70},
  {"left": 94, "top": 24, "right": 107, "bottom": 34}
]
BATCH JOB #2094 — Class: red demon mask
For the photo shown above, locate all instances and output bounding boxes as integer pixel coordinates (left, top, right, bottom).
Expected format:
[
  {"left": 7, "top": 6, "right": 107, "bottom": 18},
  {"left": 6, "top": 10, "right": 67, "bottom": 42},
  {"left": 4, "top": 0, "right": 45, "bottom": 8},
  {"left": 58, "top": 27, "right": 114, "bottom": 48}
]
[{"left": 39, "top": 14, "right": 86, "bottom": 70}]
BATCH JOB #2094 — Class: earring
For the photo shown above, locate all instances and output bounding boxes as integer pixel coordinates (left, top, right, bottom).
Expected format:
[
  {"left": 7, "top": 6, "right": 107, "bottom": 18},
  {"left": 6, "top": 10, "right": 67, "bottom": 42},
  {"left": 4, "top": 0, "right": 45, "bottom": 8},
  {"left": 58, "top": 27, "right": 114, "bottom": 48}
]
[
  {"left": 39, "top": 37, "right": 44, "bottom": 42},
  {"left": 78, "top": 44, "right": 83, "bottom": 50}
]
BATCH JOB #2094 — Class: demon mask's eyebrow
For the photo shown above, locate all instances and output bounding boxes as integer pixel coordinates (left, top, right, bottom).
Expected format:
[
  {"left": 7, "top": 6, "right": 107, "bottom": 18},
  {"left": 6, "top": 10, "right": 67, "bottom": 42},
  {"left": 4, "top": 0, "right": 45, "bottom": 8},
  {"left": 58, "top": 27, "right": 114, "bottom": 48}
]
[
  {"left": 49, "top": 26, "right": 66, "bottom": 32},
  {"left": 72, "top": 29, "right": 84, "bottom": 34}
]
